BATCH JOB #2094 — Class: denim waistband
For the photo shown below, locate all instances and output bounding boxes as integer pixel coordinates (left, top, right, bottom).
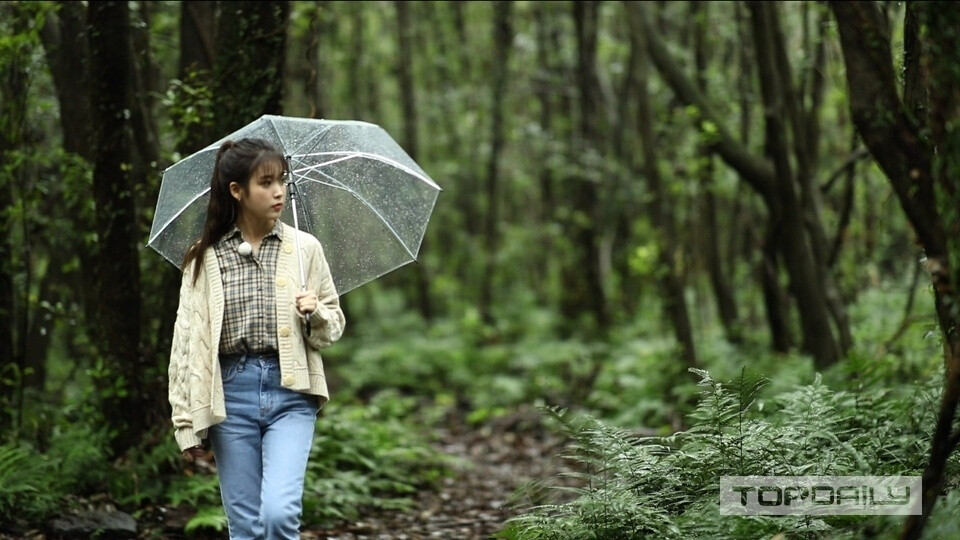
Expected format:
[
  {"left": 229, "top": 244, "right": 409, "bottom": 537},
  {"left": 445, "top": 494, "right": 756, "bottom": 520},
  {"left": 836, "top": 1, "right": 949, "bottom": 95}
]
[{"left": 219, "top": 352, "right": 279, "bottom": 363}]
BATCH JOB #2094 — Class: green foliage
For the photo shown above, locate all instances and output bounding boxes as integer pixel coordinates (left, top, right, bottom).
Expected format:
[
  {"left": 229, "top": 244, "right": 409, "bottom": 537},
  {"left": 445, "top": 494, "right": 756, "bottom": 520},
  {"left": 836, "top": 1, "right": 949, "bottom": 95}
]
[
  {"left": 161, "top": 70, "right": 214, "bottom": 153},
  {"left": 502, "top": 367, "right": 950, "bottom": 539},
  {"left": 47, "top": 422, "right": 112, "bottom": 494},
  {"left": 302, "top": 392, "right": 452, "bottom": 525},
  {"left": 111, "top": 440, "right": 181, "bottom": 509},
  {"left": 1, "top": 1, "right": 956, "bottom": 538},
  {"left": 0, "top": 442, "right": 58, "bottom": 524},
  {"left": 184, "top": 505, "right": 228, "bottom": 534},
  {"left": 165, "top": 473, "right": 226, "bottom": 534}
]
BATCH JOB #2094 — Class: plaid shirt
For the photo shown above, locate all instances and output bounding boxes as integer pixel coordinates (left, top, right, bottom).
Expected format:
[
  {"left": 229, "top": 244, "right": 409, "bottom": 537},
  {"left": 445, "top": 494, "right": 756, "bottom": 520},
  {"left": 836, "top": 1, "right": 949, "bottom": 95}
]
[{"left": 213, "top": 220, "right": 284, "bottom": 354}]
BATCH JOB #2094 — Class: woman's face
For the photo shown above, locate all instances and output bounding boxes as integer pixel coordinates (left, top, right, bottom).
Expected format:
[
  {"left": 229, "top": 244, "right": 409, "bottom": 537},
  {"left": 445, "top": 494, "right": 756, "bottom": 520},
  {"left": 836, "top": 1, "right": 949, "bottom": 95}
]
[{"left": 232, "top": 160, "right": 286, "bottom": 223}]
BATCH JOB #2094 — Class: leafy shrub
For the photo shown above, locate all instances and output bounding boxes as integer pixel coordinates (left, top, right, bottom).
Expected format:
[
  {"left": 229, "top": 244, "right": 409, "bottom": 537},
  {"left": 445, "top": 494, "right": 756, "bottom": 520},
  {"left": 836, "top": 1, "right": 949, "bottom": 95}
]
[
  {"left": 110, "top": 433, "right": 182, "bottom": 508},
  {"left": 302, "top": 392, "right": 453, "bottom": 525},
  {"left": 502, "top": 368, "right": 953, "bottom": 539},
  {"left": 47, "top": 422, "right": 112, "bottom": 495},
  {"left": 0, "top": 442, "right": 59, "bottom": 525},
  {"left": 166, "top": 473, "right": 227, "bottom": 534}
]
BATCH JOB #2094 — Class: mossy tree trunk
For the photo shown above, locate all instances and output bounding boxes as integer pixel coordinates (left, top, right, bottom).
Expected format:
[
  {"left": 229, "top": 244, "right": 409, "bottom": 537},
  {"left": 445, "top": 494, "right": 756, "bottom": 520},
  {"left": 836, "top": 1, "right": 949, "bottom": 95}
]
[
  {"left": 213, "top": 1, "right": 289, "bottom": 135},
  {"left": 0, "top": 1, "right": 31, "bottom": 430},
  {"left": 88, "top": 0, "right": 144, "bottom": 456},
  {"left": 831, "top": 2, "right": 960, "bottom": 537}
]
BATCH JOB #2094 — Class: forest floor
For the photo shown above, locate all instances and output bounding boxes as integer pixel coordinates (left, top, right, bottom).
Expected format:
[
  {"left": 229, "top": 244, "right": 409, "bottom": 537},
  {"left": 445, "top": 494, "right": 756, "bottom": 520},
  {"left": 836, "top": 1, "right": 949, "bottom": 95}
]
[
  {"left": 302, "top": 408, "right": 572, "bottom": 540},
  {"left": 0, "top": 409, "right": 572, "bottom": 540}
]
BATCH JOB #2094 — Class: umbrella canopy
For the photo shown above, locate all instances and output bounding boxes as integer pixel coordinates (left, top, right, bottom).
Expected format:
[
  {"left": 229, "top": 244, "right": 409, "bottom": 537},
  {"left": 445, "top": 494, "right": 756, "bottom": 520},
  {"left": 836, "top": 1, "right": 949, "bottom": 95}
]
[{"left": 148, "top": 115, "right": 441, "bottom": 295}]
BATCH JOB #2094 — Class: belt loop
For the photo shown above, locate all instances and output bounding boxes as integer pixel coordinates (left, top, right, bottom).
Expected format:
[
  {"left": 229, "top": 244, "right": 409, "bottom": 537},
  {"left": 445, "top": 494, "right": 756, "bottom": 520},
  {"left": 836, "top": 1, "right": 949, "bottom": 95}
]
[{"left": 238, "top": 354, "right": 247, "bottom": 372}]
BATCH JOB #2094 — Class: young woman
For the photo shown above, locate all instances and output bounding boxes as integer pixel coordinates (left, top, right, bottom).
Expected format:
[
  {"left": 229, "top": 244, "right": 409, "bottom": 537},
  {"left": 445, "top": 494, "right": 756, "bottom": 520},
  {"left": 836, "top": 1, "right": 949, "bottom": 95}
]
[{"left": 168, "top": 138, "right": 345, "bottom": 539}]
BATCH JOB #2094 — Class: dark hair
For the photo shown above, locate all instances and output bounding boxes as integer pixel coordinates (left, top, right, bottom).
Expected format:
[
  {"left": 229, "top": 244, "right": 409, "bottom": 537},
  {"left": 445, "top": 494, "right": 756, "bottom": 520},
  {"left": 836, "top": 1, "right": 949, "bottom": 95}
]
[{"left": 182, "top": 138, "right": 287, "bottom": 284}]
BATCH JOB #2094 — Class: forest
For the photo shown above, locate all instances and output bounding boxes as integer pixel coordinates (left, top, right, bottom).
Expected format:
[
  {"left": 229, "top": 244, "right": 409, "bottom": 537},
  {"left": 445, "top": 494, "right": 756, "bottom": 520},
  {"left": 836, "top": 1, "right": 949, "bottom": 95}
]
[{"left": 2, "top": 0, "right": 960, "bottom": 538}]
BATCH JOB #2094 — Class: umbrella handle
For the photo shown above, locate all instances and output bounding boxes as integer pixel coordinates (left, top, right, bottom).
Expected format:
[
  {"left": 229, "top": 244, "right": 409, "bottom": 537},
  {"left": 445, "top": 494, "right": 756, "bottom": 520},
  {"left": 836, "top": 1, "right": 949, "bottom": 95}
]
[{"left": 287, "top": 157, "right": 312, "bottom": 337}]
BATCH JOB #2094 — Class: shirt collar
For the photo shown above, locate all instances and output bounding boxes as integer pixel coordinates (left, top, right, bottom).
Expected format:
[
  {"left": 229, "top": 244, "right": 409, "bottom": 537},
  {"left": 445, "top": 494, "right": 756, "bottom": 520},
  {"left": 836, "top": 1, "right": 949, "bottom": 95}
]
[{"left": 223, "top": 220, "right": 284, "bottom": 243}]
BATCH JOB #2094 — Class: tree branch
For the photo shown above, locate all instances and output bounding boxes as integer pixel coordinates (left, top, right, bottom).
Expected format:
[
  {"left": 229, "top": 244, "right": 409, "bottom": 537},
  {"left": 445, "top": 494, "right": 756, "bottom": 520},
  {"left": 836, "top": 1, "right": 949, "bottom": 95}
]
[
  {"left": 820, "top": 146, "right": 870, "bottom": 194},
  {"left": 624, "top": 1, "right": 776, "bottom": 203}
]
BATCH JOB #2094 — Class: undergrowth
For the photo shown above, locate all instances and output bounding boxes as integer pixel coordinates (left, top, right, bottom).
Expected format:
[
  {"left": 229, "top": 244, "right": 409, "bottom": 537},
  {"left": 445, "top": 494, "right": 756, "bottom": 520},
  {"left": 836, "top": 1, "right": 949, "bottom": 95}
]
[
  {"left": 500, "top": 367, "right": 957, "bottom": 539},
  {"left": 1, "top": 277, "right": 954, "bottom": 538}
]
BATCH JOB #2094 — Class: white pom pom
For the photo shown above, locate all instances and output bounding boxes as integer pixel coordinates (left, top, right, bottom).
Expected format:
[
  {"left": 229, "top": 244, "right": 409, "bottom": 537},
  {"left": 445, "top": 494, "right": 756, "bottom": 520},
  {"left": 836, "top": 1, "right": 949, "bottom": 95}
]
[{"left": 237, "top": 241, "right": 253, "bottom": 256}]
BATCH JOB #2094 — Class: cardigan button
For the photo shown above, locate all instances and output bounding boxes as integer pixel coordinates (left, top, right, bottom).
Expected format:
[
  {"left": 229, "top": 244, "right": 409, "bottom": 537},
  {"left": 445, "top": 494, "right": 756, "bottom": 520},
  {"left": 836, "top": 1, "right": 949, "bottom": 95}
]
[
  {"left": 283, "top": 375, "right": 294, "bottom": 386},
  {"left": 279, "top": 326, "right": 291, "bottom": 337},
  {"left": 276, "top": 277, "right": 287, "bottom": 287},
  {"left": 284, "top": 244, "right": 294, "bottom": 254}
]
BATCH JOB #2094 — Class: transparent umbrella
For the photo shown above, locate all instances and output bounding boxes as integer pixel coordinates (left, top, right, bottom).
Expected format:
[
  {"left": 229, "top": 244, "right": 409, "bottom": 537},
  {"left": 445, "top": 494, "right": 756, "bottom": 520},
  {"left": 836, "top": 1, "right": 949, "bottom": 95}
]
[{"left": 148, "top": 115, "right": 441, "bottom": 295}]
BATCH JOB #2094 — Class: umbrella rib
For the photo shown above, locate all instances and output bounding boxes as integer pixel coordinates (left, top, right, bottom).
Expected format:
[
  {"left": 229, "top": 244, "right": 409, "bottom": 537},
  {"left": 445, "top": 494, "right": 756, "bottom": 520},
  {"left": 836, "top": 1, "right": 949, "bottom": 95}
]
[
  {"left": 289, "top": 168, "right": 351, "bottom": 191},
  {"left": 293, "top": 151, "right": 441, "bottom": 189},
  {"left": 148, "top": 188, "right": 211, "bottom": 244},
  {"left": 265, "top": 116, "right": 290, "bottom": 155},
  {"left": 293, "top": 167, "right": 417, "bottom": 261},
  {"left": 295, "top": 123, "right": 336, "bottom": 158}
]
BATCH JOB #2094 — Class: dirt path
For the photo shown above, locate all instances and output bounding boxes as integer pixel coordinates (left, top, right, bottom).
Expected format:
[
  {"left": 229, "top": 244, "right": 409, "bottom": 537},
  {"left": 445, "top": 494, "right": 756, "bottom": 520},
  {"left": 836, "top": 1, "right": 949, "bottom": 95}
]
[
  {"left": 0, "top": 412, "right": 568, "bottom": 540},
  {"left": 303, "top": 412, "right": 567, "bottom": 540}
]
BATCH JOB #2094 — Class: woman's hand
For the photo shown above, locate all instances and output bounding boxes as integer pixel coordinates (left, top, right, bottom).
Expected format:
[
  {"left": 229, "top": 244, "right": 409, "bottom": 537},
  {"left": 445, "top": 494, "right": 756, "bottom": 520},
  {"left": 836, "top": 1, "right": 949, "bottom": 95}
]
[
  {"left": 182, "top": 445, "right": 205, "bottom": 463},
  {"left": 295, "top": 290, "right": 318, "bottom": 315}
]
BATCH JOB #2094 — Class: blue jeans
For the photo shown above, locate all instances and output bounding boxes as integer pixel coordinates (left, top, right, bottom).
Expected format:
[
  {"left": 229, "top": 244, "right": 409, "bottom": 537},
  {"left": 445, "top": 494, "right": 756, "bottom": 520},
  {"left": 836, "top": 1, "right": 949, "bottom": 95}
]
[{"left": 208, "top": 353, "right": 318, "bottom": 540}]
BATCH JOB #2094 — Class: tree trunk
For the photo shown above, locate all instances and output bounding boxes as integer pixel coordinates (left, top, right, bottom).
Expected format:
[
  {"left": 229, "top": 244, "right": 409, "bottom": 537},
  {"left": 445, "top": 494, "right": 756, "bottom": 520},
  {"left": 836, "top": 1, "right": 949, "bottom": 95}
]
[
  {"left": 213, "top": 1, "right": 289, "bottom": 135},
  {"left": 129, "top": 1, "right": 160, "bottom": 175},
  {"left": 424, "top": 1, "right": 462, "bottom": 162},
  {"left": 0, "top": 1, "right": 31, "bottom": 427},
  {"left": 40, "top": 1, "right": 93, "bottom": 160},
  {"left": 609, "top": 5, "right": 641, "bottom": 319},
  {"left": 749, "top": 1, "right": 840, "bottom": 368},
  {"left": 395, "top": 0, "right": 418, "bottom": 188},
  {"left": 692, "top": 0, "right": 741, "bottom": 343},
  {"left": 733, "top": 1, "right": 790, "bottom": 349},
  {"left": 560, "top": 0, "right": 607, "bottom": 335},
  {"left": 772, "top": 3, "right": 854, "bottom": 355},
  {"left": 305, "top": 1, "right": 332, "bottom": 120},
  {"left": 348, "top": 2, "right": 364, "bottom": 120},
  {"left": 39, "top": 1, "right": 102, "bottom": 389},
  {"left": 831, "top": 3, "right": 959, "bottom": 536},
  {"left": 760, "top": 216, "right": 792, "bottom": 352},
  {"left": 632, "top": 25, "right": 698, "bottom": 370},
  {"left": 180, "top": 0, "right": 215, "bottom": 76},
  {"left": 394, "top": 0, "right": 434, "bottom": 321},
  {"left": 88, "top": 0, "right": 144, "bottom": 456},
  {"left": 478, "top": 1, "right": 513, "bottom": 325},
  {"left": 129, "top": 7, "right": 166, "bottom": 415}
]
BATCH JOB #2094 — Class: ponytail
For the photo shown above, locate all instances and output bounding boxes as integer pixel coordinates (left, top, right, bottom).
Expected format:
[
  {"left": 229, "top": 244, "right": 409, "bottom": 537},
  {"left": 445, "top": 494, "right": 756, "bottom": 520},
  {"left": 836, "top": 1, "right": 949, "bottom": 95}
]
[{"left": 181, "top": 138, "right": 285, "bottom": 284}]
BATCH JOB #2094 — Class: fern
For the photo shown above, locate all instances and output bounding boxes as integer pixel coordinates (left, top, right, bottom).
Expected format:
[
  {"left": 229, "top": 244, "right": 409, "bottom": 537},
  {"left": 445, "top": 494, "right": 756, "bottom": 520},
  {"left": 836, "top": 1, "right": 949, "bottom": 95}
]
[
  {"left": 503, "top": 369, "right": 951, "bottom": 540},
  {"left": 166, "top": 472, "right": 222, "bottom": 508},
  {"left": 302, "top": 394, "right": 452, "bottom": 526},
  {"left": 184, "top": 505, "right": 228, "bottom": 534},
  {"left": 0, "top": 442, "right": 59, "bottom": 523}
]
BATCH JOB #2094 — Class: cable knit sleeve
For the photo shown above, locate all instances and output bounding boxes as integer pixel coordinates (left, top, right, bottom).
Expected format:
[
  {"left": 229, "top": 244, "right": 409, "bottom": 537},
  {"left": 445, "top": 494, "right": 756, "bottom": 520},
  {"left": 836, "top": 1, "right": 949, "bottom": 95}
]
[
  {"left": 302, "top": 234, "right": 345, "bottom": 350},
  {"left": 169, "top": 266, "right": 202, "bottom": 450}
]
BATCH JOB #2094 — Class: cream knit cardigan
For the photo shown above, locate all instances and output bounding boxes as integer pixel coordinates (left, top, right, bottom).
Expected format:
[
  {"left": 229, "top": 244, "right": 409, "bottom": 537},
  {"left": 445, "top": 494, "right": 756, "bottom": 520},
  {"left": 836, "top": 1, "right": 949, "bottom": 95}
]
[{"left": 168, "top": 223, "right": 345, "bottom": 451}]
